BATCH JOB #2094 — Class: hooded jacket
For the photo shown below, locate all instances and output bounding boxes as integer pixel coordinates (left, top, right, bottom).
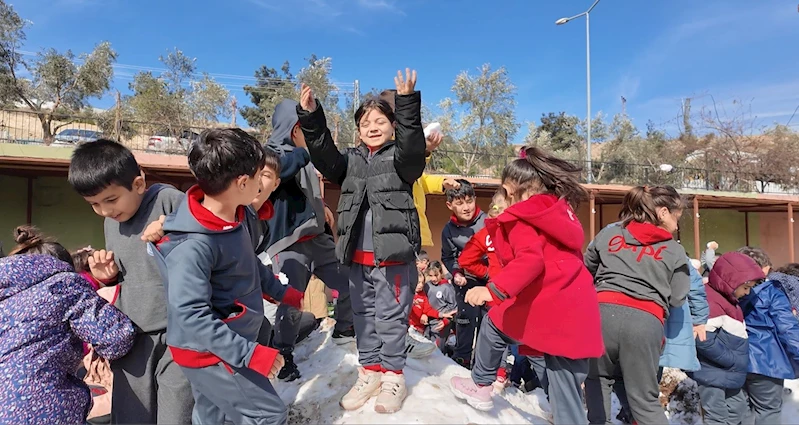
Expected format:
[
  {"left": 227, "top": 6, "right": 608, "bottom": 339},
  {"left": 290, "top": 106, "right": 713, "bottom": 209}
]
[
  {"left": 0, "top": 255, "right": 135, "bottom": 425},
  {"left": 441, "top": 208, "right": 487, "bottom": 280},
  {"left": 458, "top": 225, "right": 501, "bottom": 282},
  {"left": 264, "top": 99, "right": 327, "bottom": 258},
  {"left": 772, "top": 271, "right": 799, "bottom": 316},
  {"left": 693, "top": 252, "right": 761, "bottom": 390},
  {"left": 585, "top": 221, "right": 691, "bottom": 319},
  {"left": 660, "top": 260, "right": 709, "bottom": 371},
  {"left": 149, "top": 186, "right": 303, "bottom": 379},
  {"left": 413, "top": 172, "right": 447, "bottom": 247},
  {"left": 409, "top": 291, "right": 442, "bottom": 332},
  {"left": 300, "top": 93, "right": 426, "bottom": 266},
  {"left": 485, "top": 194, "right": 604, "bottom": 360},
  {"left": 740, "top": 273, "right": 799, "bottom": 380}
]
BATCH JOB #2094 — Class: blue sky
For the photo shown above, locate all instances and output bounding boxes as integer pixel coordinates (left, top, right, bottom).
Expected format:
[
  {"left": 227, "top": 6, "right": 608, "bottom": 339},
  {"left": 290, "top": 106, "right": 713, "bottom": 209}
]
[{"left": 13, "top": 0, "right": 799, "bottom": 138}]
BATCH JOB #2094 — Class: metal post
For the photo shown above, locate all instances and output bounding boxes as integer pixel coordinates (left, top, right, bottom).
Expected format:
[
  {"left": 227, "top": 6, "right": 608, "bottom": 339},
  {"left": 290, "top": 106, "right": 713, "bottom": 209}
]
[
  {"left": 693, "top": 196, "right": 701, "bottom": 260},
  {"left": 585, "top": 12, "right": 593, "bottom": 183},
  {"left": 789, "top": 203, "right": 795, "bottom": 263},
  {"left": 589, "top": 190, "right": 596, "bottom": 241}
]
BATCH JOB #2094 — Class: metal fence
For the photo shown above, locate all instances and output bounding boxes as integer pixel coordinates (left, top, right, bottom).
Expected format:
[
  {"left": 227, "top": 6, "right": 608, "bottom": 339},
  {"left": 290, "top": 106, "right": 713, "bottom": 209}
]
[{"left": 2, "top": 108, "right": 797, "bottom": 195}]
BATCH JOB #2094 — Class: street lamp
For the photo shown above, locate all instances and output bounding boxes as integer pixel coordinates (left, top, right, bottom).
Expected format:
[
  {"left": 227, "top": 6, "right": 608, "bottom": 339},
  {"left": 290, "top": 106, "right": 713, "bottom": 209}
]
[{"left": 556, "top": 0, "right": 602, "bottom": 183}]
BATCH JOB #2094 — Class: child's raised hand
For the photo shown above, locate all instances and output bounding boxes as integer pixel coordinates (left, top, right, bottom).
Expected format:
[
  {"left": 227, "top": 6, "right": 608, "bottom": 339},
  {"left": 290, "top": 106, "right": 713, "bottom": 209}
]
[
  {"left": 425, "top": 131, "right": 443, "bottom": 153},
  {"left": 141, "top": 215, "right": 166, "bottom": 242},
  {"left": 421, "top": 314, "right": 429, "bottom": 325},
  {"left": 707, "top": 241, "right": 719, "bottom": 251},
  {"left": 394, "top": 68, "right": 417, "bottom": 95},
  {"left": 89, "top": 249, "right": 118, "bottom": 282},
  {"left": 268, "top": 353, "right": 285, "bottom": 379},
  {"left": 299, "top": 84, "right": 317, "bottom": 112},
  {"left": 465, "top": 286, "right": 493, "bottom": 307}
]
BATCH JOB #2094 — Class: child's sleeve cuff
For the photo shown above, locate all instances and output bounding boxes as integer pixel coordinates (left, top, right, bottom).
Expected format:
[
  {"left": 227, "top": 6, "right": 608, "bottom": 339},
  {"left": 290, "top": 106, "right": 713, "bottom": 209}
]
[
  {"left": 281, "top": 286, "right": 304, "bottom": 310},
  {"left": 248, "top": 345, "right": 279, "bottom": 378}
]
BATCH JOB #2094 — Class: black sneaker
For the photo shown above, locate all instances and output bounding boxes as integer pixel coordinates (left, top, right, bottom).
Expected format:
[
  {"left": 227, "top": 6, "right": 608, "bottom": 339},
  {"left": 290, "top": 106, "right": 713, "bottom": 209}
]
[
  {"left": 332, "top": 326, "right": 356, "bottom": 345},
  {"left": 453, "top": 357, "right": 471, "bottom": 370},
  {"left": 277, "top": 352, "right": 301, "bottom": 382},
  {"left": 616, "top": 406, "right": 632, "bottom": 424}
]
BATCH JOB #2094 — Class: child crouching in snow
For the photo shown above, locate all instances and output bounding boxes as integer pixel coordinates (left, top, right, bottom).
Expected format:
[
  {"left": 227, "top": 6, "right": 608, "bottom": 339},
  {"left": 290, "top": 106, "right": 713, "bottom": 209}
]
[
  {"left": 450, "top": 147, "right": 604, "bottom": 424},
  {"left": 406, "top": 272, "right": 455, "bottom": 359},
  {"left": 299, "top": 70, "right": 426, "bottom": 413}
]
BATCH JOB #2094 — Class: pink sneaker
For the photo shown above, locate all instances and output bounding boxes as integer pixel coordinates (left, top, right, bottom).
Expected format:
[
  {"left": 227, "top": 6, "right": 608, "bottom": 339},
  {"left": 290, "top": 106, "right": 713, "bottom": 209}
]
[{"left": 450, "top": 376, "right": 494, "bottom": 411}]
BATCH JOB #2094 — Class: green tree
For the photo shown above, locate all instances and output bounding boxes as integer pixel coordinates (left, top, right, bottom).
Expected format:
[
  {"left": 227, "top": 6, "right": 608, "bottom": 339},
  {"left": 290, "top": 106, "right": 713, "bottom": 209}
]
[
  {"left": 240, "top": 62, "right": 297, "bottom": 137},
  {"left": 436, "top": 64, "right": 518, "bottom": 176},
  {"left": 0, "top": 0, "right": 116, "bottom": 144},
  {"left": 126, "top": 49, "right": 230, "bottom": 139}
]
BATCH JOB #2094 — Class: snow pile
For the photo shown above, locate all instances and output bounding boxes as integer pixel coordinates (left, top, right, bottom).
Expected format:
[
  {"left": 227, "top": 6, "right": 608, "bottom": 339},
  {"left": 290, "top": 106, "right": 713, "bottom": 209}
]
[{"left": 277, "top": 321, "right": 799, "bottom": 424}]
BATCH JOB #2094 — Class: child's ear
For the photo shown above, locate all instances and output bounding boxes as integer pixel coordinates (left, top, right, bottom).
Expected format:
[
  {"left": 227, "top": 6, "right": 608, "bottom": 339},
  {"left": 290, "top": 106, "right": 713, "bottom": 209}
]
[
  {"left": 274, "top": 178, "right": 281, "bottom": 190},
  {"left": 236, "top": 175, "right": 249, "bottom": 191},
  {"left": 446, "top": 201, "right": 454, "bottom": 211},
  {"left": 133, "top": 174, "right": 146, "bottom": 195}
]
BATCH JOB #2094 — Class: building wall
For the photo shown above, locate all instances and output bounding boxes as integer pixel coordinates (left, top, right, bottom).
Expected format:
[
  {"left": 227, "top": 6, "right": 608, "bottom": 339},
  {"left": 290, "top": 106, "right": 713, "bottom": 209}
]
[
  {"left": 31, "top": 176, "right": 105, "bottom": 251},
  {"left": 0, "top": 176, "right": 29, "bottom": 253},
  {"left": 758, "top": 211, "right": 799, "bottom": 268}
]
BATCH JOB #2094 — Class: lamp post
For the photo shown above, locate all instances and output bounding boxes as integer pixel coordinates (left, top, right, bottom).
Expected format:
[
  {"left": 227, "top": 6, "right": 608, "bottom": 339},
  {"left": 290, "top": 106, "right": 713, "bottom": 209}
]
[{"left": 556, "top": 0, "right": 602, "bottom": 183}]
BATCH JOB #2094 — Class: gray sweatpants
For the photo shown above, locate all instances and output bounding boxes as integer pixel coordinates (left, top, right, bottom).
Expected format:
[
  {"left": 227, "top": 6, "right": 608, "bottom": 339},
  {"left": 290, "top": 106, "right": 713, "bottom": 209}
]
[
  {"left": 181, "top": 363, "right": 287, "bottom": 425},
  {"left": 472, "top": 317, "right": 589, "bottom": 424},
  {"left": 698, "top": 385, "right": 747, "bottom": 425},
  {"left": 745, "top": 374, "right": 784, "bottom": 425},
  {"left": 585, "top": 303, "right": 667, "bottom": 425},
  {"left": 350, "top": 263, "right": 415, "bottom": 372},
  {"left": 271, "top": 234, "right": 353, "bottom": 352},
  {"left": 110, "top": 331, "right": 194, "bottom": 424}
]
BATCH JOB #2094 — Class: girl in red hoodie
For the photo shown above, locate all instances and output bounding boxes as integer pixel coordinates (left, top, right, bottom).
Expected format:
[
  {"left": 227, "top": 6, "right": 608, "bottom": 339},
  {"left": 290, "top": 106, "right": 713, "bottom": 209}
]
[
  {"left": 450, "top": 147, "right": 604, "bottom": 423},
  {"left": 583, "top": 186, "right": 691, "bottom": 425}
]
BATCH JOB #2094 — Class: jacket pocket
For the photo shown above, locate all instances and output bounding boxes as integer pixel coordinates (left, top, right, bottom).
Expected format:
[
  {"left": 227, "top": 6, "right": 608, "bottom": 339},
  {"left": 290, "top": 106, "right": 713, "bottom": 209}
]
[
  {"left": 337, "top": 193, "right": 356, "bottom": 213},
  {"left": 222, "top": 301, "right": 248, "bottom": 323}
]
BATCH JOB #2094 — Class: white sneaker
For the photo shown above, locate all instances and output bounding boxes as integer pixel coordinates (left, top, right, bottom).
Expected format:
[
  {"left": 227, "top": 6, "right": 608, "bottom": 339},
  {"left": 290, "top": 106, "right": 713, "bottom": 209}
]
[
  {"left": 405, "top": 330, "right": 437, "bottom": 359},
  {"left": 340, "top": 367, "right": 382, "bottom": 411},
  {"left": 374, "top": 371, "right": 407, "bottom": 413}
]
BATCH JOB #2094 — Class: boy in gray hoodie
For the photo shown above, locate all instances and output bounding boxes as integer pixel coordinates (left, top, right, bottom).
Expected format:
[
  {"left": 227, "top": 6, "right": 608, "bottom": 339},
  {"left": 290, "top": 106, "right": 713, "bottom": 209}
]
[
  {"left": 150, "top": 129, "right": 304, "bottom": 425},
  {"left": 69, "top": 140, "right": 193, "bottom": 424},
  {"left": 264, "top": 99, "right": 354, "bottom": 381}
]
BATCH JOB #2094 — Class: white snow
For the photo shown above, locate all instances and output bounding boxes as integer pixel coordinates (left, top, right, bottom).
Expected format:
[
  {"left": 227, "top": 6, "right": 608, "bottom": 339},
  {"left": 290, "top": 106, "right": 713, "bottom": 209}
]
[{"left": 277, "top": 320, "right": 799, "bottom": 424}]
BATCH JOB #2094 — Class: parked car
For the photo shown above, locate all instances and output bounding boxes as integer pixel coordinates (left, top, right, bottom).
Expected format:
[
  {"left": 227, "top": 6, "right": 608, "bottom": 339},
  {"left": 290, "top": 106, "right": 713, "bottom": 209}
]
[
  {"left": 147, "top": 130, "right": 199, "bottom": 154},
  {"left": 53, "top": 129, "right": 103, "bottom": 146}
]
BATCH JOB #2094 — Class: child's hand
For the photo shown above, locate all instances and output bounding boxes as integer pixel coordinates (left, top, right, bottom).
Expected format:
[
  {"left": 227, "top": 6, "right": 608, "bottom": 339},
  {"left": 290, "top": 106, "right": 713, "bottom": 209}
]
[
  {"left": 421, "top": 314, "right": 429, "bottom": 325},
  {"left": 324, "top": 205, "right": 336, "bottom": 228},
  {"left": 693, "top": 324, "right": 707, "bottom": 342},
  {"left": 453, "top": 273, "right": 467, "bottom": 287},
  {"left": 268, "top": 353, "right": 285, "bottom": 379},
  {"left": 707, "top": 241, "right": 719, "bottom": 250},
  {"left": 465, "top": 286, "right": 493, "bottom": 307},
  {"left": 441, "top": 310, "right": 457, "bottom": 319},
  {"left": 425, "top": 131, "right": 443, "bottom": 154},
  {"left": 442, "top": 178, "right": 461, "bottom": 191},
  {"left": 433, "top": 321, "right": 446, "bottom": 332},
  {"left": 141, "top": 215, "right": 166, "bottom": 242},
  {"left": 89, "top": 250, "right": 118, "bottom": 282},
  {"left": 394, "top": 68, "right": 417, "bottom": 95},
  {"left": 299, "top": 84, "right": 317, "bottom": 112}
]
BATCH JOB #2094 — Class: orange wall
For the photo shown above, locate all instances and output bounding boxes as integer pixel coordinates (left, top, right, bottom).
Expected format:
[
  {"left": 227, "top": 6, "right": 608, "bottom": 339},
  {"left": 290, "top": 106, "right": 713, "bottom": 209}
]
[{"left": 758, "top": 211, "right": 799, "bottom": 267}]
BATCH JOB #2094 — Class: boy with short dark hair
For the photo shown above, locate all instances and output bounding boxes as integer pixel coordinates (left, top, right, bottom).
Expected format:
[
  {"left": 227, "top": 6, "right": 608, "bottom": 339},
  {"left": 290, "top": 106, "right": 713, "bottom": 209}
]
[
  {"left": 441, "top": 179, "right": 486, "bottom": 368},
  {"left": 416, "top": 250, "right": 430, "bottom": 274},
  {"left": 151, "top": 128, "right": 304, "bottom": 425},
  {"left": 68, "top": 139, "right": 193, "bottom": 424},
  {"left": 263, "top": 99, "right": 354, "bottom": 382}
]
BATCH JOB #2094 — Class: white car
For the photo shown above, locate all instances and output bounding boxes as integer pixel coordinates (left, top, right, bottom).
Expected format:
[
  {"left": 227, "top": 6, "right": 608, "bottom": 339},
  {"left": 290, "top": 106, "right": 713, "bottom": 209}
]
[{"left": 147, "top": 130, "right": 199, "bottom": 154}]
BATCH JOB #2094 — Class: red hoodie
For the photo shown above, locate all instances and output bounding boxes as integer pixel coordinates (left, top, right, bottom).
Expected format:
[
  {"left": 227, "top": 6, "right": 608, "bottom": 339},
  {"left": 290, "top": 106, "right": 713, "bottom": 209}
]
[
  {"left": 486, "top": 194, "right": 604, "bottom": 360},
  {"left": 459, "top": 226, "right": 501, "bottom": 282},
  {"left": 408, "top": 291, "right": 442, "bottom": 332}
]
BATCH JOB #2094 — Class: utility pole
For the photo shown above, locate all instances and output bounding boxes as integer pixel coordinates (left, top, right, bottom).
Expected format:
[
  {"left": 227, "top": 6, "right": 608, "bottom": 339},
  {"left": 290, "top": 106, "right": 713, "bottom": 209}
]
[
  {"left": 230, "top": 96, "right": 238, "bottom": 127},
  {"left": 621, "top": 96, "right": 627, "bottom": 116},
  {"left": 353, "top": 80, "right": 360, "bottom": 146},
  {"left": 114, "top": 90, "right": 122, "bottom": 142}
]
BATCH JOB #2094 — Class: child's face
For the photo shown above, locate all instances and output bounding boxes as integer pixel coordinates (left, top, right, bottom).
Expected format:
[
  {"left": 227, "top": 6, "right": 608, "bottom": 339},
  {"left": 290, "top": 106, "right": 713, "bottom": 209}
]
[
  {"left": 235, "top": 167, "right": 264, "bottom": 207},
  {"left": 447, "top": 196, "right": 476, "bottom": 223},
  {"left": 251, "top": 166, "right": 281, "bottom": 209},
  {"left": 733, "top": 280, "right": 758, "bottom": 299},
  {"left": 82, "top": 177, "right": 146, "bottom": 223},
  {"left": 657, "top": 206, "right": 683, "bottom": 234},
  {"left": 358, "top": 109, "right": 395, "bottom": 148},
  {"left": 416, "top": 259, "right": 429, "bottom": 272},
  {"left": 427, "top": 269, "right": 441, "bottom": 283},
  {"left": 415, "top": 279, "right": 425, "bottom": 293}
]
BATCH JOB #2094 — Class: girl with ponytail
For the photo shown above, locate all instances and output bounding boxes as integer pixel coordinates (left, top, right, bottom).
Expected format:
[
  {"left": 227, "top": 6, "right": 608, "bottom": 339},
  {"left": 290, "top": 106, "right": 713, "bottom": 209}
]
[
  {"left": 583, "top": 185, "right": 691, "bottom": 424},
  {"left": 450, "top": 147, "right": 603, "bottom": 423},
  {"left": 0, "top": 225, "right": 135, "bottom": 425}
]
